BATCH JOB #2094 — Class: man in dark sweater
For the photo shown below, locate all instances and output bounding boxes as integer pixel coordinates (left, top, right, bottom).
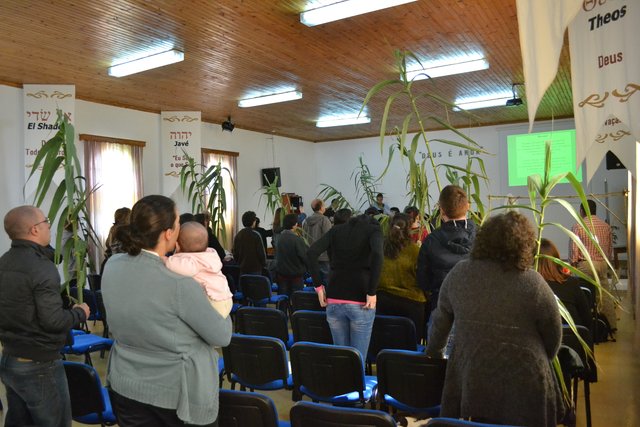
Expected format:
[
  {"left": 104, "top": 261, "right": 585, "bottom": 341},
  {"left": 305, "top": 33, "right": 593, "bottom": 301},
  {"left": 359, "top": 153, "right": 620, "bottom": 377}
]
[
  {"left": 232, "top": 210, "right": 266, "bottom": 275},
  {"left": 274, "top": 213, "right": 309, "bottom": 297},
  {"left": 0, "top": 205, "right": 89, "bottom": 427}
]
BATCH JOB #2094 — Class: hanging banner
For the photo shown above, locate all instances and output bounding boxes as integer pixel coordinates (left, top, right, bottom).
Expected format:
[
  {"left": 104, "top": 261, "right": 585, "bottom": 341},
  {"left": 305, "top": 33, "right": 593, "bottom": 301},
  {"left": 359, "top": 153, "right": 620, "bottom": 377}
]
[
  {"left": 161, "top": 111, "right": 201, "bottom": 197},
  {"left": 569, "top": 0, "right": 640, "bottom": 181},
  {"left": 515, "top": 0, "right": 582, "bottom": 131},
  {"left": 23, "top": 84, "right": 76, "bottom": 202}
]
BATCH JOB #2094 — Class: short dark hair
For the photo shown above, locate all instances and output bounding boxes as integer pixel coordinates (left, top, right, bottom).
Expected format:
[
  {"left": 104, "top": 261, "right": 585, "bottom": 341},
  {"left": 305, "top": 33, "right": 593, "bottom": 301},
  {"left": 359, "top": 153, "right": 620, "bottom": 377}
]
[
  {"left": 334, "top": 208, "right": 352, "bottom": 225},
  {"left": 117, "top": 195, "right": 177, "bottom": 256},
  {"left": 179, "top": 213, "right": 194, "bottom": 225},
  {"left": 283, "top": 213, "right": 298, "bottom": 230},
  {"left": 580, "top": 199, "right": 597, "bottom": 216},
  {"left": 471, "top": 211, "right": 536, "bottom": 271},
  {"left": 241, "top": 211, "right": 257, "bottom": 227},
  {"left": 376, "top": 193, "right": 384, "bottom": 199}
]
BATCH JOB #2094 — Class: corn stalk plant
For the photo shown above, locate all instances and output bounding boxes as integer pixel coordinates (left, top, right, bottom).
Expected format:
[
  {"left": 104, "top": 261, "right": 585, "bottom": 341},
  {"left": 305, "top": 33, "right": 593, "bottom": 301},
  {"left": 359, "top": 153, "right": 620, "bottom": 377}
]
[
  {"left": 361, "top": 50, "right": 489, "bottom": 232},
  {"left": 179, "top": 153, "right": 233, "bottom": 246},
  {"left": 27, "top": 110, "right": 99, "bottom": 303},
  {"left": 259, "top": 175, "right": 285, "bottom": 219}
]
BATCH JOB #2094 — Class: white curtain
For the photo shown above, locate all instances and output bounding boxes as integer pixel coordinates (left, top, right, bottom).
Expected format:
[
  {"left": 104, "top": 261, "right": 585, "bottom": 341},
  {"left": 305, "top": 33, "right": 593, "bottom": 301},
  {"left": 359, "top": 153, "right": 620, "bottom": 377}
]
[
  {"left": 83, "top": 136, "right": 143, "bottom": 270},
  {"left": 202, "top": 149, "right": 238, "bottom": 249}
]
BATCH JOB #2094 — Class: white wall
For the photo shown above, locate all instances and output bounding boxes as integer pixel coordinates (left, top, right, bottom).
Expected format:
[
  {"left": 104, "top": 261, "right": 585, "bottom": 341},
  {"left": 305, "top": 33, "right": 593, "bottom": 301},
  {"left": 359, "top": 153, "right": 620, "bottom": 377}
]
[
  {"left": 0, "top": 85, "right": 317, "bottom": 251},
  {"left": 0, "top": 84, "right": 629, "bottom": 257},
  {"left": 313, "top": 119, "right": 629, "bottom": 258}
]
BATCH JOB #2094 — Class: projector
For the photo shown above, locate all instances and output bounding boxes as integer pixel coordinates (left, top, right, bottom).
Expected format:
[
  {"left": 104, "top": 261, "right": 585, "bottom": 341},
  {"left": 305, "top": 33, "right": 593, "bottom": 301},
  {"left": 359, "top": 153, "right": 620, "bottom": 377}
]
[
  {"left": 221, "top": 116, "right": 235, "bottom": 132},
  {"left": 505, "top": 97, "right": 523, "bottom": 107}
]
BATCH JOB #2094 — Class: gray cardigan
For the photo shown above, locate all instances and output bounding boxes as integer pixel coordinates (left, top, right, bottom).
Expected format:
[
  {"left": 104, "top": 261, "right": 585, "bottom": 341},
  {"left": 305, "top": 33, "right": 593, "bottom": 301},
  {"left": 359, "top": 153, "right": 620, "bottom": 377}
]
[
  {"left": 426, "top": 258, "right": 562, "bottom": 427},
  {"left": 102, "top": 251, "right": 232, "bottom": 425}
]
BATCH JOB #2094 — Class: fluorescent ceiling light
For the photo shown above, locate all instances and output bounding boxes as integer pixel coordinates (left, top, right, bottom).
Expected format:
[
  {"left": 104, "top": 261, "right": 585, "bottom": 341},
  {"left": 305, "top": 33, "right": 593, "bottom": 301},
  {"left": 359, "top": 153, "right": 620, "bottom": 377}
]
[
  {"left": 453, "top": 94, "right": 513, "bottom": 111},
  {"left": 108, "top": 49, "right": 184, "bottom": 77},
  {"left": 316, "top": 116, "right": 371, "bottom": 128},
  {"left": 238, "top": 90, "right": 303, "bottom": 108},
  {"left": 301, "top": 0, "right": 417, "bottom": 27},
  {"left": 407, "top": 58, "right": 489, "bottom": 81}
]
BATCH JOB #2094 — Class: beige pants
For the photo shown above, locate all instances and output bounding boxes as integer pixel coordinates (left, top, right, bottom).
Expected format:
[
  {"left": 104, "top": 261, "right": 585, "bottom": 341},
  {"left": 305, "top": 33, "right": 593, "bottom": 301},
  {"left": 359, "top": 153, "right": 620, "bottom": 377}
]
[
  {"left": 210, "top": 298, "right": 233, "bottom": 319},
  {"left": 577, "top": 260, "right": 617, "bottom": 330}
]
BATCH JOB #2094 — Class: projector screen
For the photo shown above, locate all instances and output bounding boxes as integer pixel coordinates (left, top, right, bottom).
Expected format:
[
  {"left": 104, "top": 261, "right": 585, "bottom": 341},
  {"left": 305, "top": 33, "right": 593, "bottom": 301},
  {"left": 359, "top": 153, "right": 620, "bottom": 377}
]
[{"left": 507, "top": 129, "right": 583, "bottom": 187}]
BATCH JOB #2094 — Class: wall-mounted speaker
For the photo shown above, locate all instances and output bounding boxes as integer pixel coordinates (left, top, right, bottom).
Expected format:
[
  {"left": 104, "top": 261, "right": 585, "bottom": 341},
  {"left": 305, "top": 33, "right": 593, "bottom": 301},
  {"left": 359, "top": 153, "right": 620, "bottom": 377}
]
[
  {"left": 261, "top": 167, "right": 281, "bottom": 187},
  {"left": 606, "top": 151, "right": 625, "bottom": 170}
]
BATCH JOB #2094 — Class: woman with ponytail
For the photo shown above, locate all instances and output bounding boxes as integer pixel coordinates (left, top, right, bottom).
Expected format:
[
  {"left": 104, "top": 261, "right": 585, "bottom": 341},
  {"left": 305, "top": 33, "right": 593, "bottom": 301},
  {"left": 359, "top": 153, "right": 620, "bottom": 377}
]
[
  {"left": 376, "top": 213, "right": 426, "bottom": 342},
  {"left": 102, "top": 195, "right": 232, "bottom": 427}
]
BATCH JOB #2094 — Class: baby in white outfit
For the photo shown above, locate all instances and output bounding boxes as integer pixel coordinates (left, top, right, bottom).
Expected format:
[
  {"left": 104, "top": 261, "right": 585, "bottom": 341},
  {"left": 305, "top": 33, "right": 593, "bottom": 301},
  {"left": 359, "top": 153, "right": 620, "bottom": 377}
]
[{"left": 165, "top": 221, "right": 233, "bottom": 318}]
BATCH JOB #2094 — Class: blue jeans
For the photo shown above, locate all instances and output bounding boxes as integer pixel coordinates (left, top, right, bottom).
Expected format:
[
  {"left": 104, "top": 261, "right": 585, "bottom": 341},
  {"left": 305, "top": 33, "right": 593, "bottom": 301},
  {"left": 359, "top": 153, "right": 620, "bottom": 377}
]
[
  {"left": 0, "top": 354, "right": 71, "bottom": 427},
  {"left": 326, "top": 304, "right": 376, "bottom": 362}
]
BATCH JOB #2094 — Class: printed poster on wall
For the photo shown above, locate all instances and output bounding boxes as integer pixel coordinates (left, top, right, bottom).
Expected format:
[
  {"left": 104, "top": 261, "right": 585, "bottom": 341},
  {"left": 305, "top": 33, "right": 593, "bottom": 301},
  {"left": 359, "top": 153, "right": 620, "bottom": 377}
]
[
  {"left": 23, "top": 84, "right": 76, "bottom": 203},
  {"left": 568, "top": 0, "right": 639, "bottom": 181},
  {"left": 161, "top": 111, "right": 201, "bottom": 198}
]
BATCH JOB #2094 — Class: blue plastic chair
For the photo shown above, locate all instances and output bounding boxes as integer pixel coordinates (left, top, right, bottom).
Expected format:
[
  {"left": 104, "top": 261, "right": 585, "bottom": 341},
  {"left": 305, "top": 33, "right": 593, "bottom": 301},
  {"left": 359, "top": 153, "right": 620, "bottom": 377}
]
[
  {"left": 63, "top": 361, "right": 116, "bottom": 426},
  {"left": 239, "top": 274, "right": 288, "bottom": 311},
  {"left": 290, "top": 341, "right": 377, "bottom": 407},
  {"left": 366, "top": 315, "right": 426, "bottom": 373},
  {"left": 376, "top": 349, "right": 446, "bottom": 416},
  {"left": 290, "top": 401, "right": 396, "bottom": 427},
  {"left": 222, "top": 334, "right": 293, "bottom": 392},
  {"left": 62, "top": 329, "right": 113, "bottom": 366},
  {"left": 219, "top": 389, "right": 290, "bottom": 427},
  {"left": 235, "top": 306, "right": 294, "bottom": 349}
]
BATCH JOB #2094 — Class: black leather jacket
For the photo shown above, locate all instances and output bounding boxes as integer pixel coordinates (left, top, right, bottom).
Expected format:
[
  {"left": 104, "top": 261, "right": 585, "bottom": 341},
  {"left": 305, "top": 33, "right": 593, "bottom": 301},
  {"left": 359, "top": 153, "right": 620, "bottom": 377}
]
[{"left": 0, "top": 240, "right": 86, "bottom": 361}]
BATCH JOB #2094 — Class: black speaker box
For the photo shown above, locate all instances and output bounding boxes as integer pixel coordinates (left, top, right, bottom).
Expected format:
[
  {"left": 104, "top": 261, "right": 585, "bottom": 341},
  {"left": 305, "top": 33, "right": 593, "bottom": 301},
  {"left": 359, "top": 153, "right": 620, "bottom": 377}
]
[
  {"left": 261, "top": 167, "right": 281, "bottom": 187},
  {"left": 606, "top": 151, "right": 625, "bottom": 170}
]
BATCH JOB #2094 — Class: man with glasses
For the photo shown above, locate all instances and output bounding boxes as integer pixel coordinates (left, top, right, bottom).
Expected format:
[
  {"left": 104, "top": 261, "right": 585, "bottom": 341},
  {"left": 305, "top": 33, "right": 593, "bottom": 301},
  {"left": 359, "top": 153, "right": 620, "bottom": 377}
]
[{"left": 0, "top": 205, "right": 90, "bottom": 427}]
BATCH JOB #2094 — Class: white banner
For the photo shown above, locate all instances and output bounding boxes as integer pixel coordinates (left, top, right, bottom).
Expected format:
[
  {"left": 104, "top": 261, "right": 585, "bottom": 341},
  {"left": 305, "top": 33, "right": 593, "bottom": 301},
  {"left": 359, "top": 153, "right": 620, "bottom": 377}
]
[
  {"left": 161, "top": 111, "right": 201, "bottom": 198},
  {"left": 23, "top": 84, "right": 76, "bottom": 203},
  {"left": 516, "top": 0, "right": 582, "bottom": 131},
  {"left": 569, "top": 0, "right": 640, "bottom": 181}
]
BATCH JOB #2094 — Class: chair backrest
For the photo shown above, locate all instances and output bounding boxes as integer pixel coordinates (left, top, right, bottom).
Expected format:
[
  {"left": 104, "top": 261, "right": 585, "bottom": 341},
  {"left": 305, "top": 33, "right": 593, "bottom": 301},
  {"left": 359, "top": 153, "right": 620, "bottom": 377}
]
[
  {"left": 235, "top": 306, "right": 289, "bottom": 343},
  {"left": 239, "top": 274, "right": 272, "bottom": 302},
  {"left": 290, "top": 342, "right": 365, "bottom": 401},
  {"left": 367, "top": 315, "right": 418, "bottom": 362},
  {"left": 290, "top": 401, "right": 396, "bottom": 427},
  {"left": 426, "top": 418, "right": 521, "bottom": 427},
  {"left": 562, "top": 325, "right": 596, "bottom": 382},
  {"left": 376, "top": 349, "right": 447, "bottom": 410},
  {"left": 63, "top": 361, "right": 106, "bottom": 417},
  {"left": 222, "top": 264, "right": 241, "bottom": 293},
  {"left": 291, "top": 290, "right": 324, "bottom": 312},
  {"left": 291, "top": 310, "right": 333, "bottom": 344},
  {"left": 87, "top": 274, "right": 102, "bottom": 291},
  {"left": 218, "top": 389, "right": 281, "bottom": 427},
  {"left": 222, "top": 334, "right": 289, "bottom": 388}
]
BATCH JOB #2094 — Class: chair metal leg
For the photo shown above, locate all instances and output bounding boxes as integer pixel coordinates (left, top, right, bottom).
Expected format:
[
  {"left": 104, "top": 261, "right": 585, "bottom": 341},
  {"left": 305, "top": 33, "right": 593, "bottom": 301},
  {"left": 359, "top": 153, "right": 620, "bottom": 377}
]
[{"left": 584, "top": 380, "right": 592, "bottom": 427}]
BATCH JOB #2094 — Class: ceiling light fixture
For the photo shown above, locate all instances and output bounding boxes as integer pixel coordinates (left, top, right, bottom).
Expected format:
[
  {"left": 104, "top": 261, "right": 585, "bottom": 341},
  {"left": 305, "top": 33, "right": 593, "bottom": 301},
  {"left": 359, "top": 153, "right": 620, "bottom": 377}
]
[
  {"left": 300, "top": 0, "right": 417, "bottom": 27},
  {"left": 453, "top": 94, "right": 513, "bottom": 111},
  {"left": 238, "top": 90, "right": 302, "bottom": 108},
  {"left": 108, "top": 49, "right": 184, "bottom": 77},
  {"left": 316, "top": 116, "right": 371, "bottom": 128},
  {"left": 406, "top": 58, "right": 489, "bottom": 81}
]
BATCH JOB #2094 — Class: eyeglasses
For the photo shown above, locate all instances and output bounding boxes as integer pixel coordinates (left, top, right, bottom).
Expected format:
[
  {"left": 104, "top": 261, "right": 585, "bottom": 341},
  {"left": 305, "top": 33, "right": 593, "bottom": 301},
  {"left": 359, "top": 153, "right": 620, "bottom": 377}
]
[{"left": 32, "top": 217, "right": 50, "bottom": 228}]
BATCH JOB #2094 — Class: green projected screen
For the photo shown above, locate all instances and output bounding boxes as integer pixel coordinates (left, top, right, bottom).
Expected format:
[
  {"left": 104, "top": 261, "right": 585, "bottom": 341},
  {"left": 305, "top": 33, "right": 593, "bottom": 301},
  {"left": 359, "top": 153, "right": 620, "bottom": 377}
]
[{"left": 507, "top": 129, "right": 583, "bottom": 187}]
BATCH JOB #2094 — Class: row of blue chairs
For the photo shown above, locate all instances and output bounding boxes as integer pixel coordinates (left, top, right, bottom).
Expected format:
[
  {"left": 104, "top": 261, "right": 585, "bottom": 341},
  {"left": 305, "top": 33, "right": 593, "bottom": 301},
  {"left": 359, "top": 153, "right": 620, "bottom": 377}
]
[
  {"left": 222, "top": 333, "right": 444, "bottom": 415},
  {"left": 60, "top": 362, "right": 512, "bottom": 427}
]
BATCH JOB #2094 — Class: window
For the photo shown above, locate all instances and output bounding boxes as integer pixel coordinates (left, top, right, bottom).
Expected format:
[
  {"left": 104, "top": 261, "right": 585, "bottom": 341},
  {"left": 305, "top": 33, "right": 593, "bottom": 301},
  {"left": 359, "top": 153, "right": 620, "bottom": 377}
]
[
  {"left": 202, "top": 149, "right": 238, "bottom": 248},
  {"left": 82, "top": 134, "right": 144, "bottom": 270}
]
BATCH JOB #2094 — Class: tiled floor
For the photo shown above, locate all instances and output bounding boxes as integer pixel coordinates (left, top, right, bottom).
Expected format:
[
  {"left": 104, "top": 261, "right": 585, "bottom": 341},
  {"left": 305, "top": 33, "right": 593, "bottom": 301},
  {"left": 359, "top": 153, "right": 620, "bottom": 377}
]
[{"left": 1, "top": 295, "right": 638, "bottom": 426}]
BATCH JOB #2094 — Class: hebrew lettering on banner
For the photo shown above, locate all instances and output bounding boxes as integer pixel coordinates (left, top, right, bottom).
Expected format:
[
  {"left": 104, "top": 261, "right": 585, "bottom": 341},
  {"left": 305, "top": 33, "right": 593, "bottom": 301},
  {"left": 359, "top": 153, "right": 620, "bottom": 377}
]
[
  {"left": 569, "top": 0, "right": 639, "bottom": 181},
  {"left": 23, "top": 84, "right": 76, "bottom": 203},
  {"left": 160, "top": 111, "right": 202, "bottom": 198}
]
